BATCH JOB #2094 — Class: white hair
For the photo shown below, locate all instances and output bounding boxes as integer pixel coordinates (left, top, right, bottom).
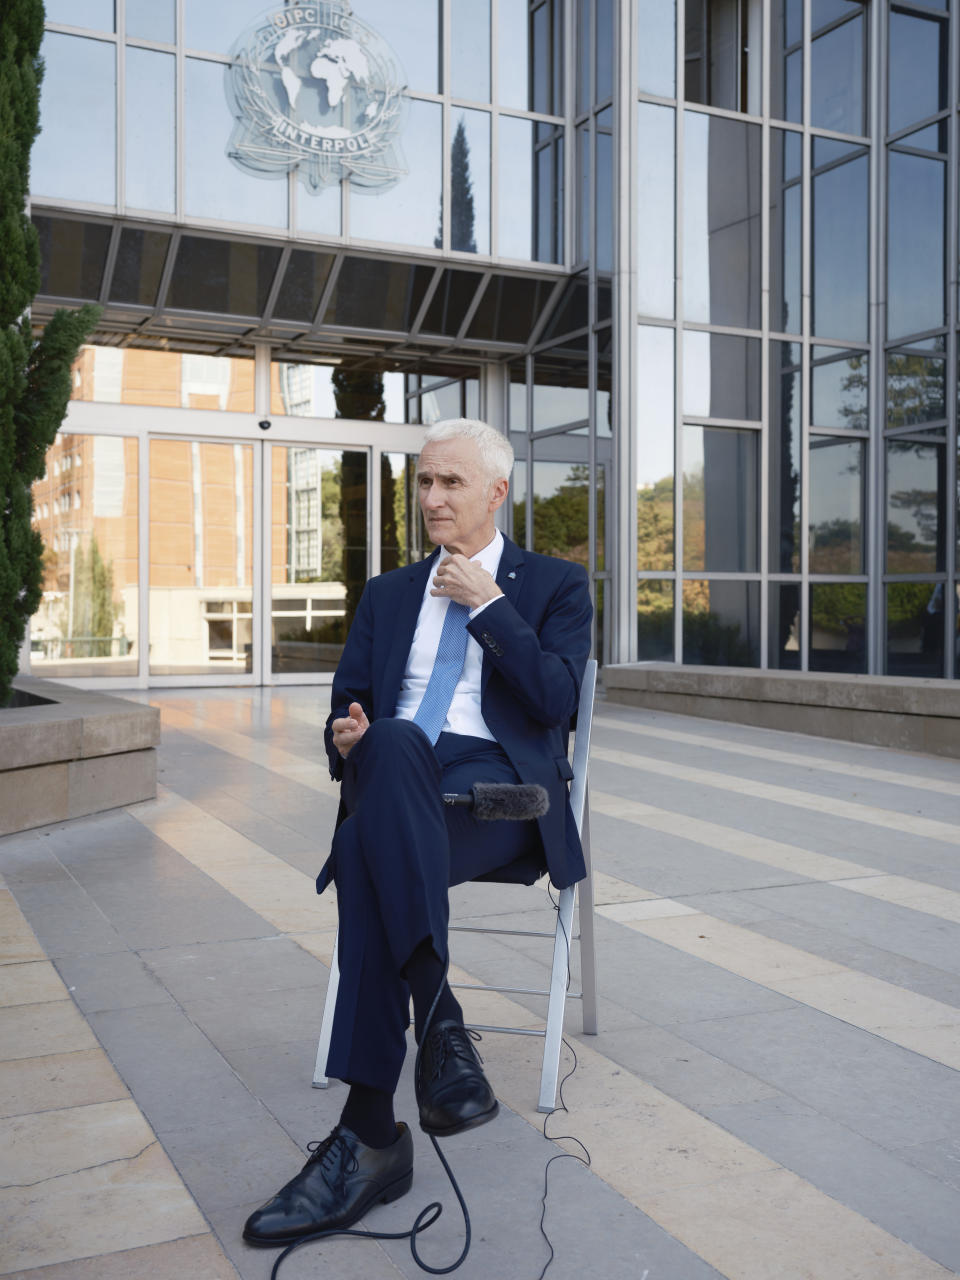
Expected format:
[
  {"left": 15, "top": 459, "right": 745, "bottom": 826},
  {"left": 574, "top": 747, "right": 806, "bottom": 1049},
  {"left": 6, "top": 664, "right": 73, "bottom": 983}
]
[{"left": 422, "top": 418, "right": 514, "bottom": 484}]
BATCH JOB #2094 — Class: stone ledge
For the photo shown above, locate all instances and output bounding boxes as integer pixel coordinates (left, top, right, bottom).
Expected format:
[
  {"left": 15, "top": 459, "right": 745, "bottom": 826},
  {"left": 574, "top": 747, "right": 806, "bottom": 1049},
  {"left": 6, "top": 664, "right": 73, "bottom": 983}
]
[
  {"left": 602, "top": 664, "right": 960, "bottom": 759},
  {"left": 0, "top": 680, "right": 159, "bottom": 836}
]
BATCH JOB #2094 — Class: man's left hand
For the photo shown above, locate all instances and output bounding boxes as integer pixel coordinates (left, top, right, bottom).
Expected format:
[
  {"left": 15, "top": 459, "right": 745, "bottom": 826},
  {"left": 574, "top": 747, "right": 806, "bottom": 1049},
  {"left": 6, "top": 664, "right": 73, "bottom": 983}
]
[{"left": 431, "top": 554, "right": 503, "bottom": 611}]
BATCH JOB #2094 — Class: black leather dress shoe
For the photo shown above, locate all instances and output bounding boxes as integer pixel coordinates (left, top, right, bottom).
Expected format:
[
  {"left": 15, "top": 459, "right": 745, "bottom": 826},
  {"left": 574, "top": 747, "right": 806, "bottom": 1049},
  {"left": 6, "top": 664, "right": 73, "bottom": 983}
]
[
  {"left": 242, "top": 1122, "right": 413, "bottom": 1248},
  {"left": 416, "top": 1020, "right": 499, "bottom": 1137}
]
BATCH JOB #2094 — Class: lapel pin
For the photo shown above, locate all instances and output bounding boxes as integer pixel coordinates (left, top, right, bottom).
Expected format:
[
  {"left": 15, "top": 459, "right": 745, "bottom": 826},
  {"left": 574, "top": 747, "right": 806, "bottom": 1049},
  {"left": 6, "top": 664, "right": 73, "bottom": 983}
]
[{"left": 507, "top": 571, "right": 516, "bottom": 579}]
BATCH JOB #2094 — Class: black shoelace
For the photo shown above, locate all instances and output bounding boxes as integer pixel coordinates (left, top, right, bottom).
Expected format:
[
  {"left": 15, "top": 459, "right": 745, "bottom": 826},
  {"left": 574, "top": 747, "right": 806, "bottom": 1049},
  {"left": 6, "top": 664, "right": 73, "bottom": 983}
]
[
  {"left": 304, "top": 1131, "right": 358, "bottom": 1191},
  {"left": 418, "top": 1023, "right": 483, "bottom": 1090}
]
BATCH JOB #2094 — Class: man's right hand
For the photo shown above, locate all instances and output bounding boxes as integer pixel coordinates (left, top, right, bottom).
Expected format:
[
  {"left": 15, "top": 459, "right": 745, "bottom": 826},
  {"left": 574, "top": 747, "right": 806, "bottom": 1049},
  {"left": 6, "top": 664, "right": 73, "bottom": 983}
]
[{"left": 331, "top": 702, "right": 369, "bottom": 758}]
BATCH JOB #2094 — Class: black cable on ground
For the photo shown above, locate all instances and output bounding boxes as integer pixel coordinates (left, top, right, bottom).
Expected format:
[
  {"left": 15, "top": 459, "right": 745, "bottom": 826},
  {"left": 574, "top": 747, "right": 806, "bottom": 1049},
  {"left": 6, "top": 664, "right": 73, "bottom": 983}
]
[
  {"left": 269, "top": 965, "right": 472, "bottom": 1280},
  {"left": 534, "top": 884, "right": 592, "bottom": 1280}
]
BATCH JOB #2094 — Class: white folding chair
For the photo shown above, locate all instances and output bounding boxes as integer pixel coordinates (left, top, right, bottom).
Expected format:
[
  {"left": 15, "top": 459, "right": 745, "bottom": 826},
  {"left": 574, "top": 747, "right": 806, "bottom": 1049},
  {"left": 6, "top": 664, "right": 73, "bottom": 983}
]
[{"left": 313, "top": 658, "right": 599, "bottom": 1114}]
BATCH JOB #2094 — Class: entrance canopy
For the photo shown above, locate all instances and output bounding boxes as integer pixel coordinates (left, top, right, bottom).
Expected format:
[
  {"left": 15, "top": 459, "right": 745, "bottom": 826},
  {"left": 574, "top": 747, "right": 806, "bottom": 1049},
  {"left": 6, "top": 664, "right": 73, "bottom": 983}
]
[{"left": 31, "top": 213, "right": 569, "bottom": 375}]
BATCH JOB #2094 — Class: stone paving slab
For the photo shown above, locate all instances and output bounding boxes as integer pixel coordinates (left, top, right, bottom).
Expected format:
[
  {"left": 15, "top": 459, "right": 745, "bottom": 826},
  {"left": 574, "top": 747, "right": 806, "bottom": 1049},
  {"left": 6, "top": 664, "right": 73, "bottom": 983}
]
[{"left": 1, "top": 688, "right": 960, "bottom": 1278}]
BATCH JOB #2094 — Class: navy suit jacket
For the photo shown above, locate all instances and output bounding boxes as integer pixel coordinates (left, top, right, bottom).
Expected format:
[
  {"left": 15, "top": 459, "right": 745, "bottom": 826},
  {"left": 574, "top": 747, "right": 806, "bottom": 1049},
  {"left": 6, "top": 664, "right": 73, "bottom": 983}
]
[{"left": 320, "top": 536, "right": 593, "bottom": 890}]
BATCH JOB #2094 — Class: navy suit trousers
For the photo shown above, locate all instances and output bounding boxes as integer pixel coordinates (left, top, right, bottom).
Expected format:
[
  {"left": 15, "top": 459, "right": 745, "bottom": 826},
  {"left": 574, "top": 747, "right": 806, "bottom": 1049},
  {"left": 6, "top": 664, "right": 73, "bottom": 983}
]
[{"left": 325, "top": 717, "right": 543, "bottom": 1094}]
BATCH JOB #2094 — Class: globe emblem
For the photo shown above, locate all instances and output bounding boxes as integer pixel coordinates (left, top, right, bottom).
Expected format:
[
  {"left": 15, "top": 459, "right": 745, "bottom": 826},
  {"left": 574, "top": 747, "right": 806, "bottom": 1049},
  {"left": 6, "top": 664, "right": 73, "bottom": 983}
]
[
  {"left": 275, "top": 28, "right": 377, "bottom": 135},
  {"left": 226, "top": 4, "right": 407, "bottom": 191}
]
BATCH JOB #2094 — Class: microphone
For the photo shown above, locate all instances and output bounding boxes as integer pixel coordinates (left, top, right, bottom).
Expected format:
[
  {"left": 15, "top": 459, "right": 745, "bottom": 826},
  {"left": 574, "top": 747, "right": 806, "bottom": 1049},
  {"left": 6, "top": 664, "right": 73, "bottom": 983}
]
[{"left": 441, "top": 783, "right": 549, "bottom": 821}]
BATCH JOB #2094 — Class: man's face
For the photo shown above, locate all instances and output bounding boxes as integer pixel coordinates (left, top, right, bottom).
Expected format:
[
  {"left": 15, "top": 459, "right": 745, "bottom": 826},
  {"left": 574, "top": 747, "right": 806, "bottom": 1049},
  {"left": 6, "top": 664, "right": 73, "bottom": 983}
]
[{"left": 416, "top": 437, "right": 507, "bottom": 558}]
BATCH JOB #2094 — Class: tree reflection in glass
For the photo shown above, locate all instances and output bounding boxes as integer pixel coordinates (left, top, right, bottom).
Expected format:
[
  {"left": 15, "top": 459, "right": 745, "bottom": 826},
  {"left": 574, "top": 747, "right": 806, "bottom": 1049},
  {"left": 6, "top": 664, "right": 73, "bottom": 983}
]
[
  {"left": 811, "top": 349, "right": 868, "bottom": 430},
  {"left": 637, "top": 325, "right": 674, "bottom": 572},
  {"left": 808, "top": 437, "right": 863, "bottom": 574},
  {"left": 886, "top": 582, "right": 946, "bottom": 679},
  {"left": 886, "top": 441, "right": 944, "bottom": 574},
  {"left": 529, "top": 461, "right": 590, "bottom": 567},
  {"left": 682, "top": 580, "right": 759, "bottom": 667},
  {"left": 809, "top": 582, "right": 867, "bottom": 672},
  {"left": 638, "top": 580, "right": 674, "bottom": 662},
  {"left": 770, "top": 342, "right": 801, "bottom": 573},
  {"left": 886, "top": 351, "right": 946, "bottom": 430}
]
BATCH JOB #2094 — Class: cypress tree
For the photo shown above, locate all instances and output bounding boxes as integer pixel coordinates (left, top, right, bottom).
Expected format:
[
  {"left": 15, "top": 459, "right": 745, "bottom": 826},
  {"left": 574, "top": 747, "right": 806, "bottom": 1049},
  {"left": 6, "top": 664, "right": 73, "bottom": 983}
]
[
  {"left": 0, "top": 0, "right": 98, "bottom": 704},
  {"left": 449, "top": 117, "right": 477, "bottom": 254}
]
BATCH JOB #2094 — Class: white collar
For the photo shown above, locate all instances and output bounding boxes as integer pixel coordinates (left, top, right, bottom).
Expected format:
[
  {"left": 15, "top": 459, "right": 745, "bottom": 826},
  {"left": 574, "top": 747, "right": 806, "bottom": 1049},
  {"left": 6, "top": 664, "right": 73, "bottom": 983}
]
[{"left": 436, "top": 528, "right": 503, "bottom": 572}]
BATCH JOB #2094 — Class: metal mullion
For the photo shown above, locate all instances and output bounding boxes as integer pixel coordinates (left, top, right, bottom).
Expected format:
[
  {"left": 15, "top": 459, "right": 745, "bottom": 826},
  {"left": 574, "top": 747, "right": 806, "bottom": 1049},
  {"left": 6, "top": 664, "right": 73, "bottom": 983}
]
[
  {"left": 176, "top": 0, "right": 185, "bottom": 223},
  {"left": 884, "top": 573, "right": 947, "bottom": 588},
  {"left": 99, "top": 224, "right": 123, "bottom": 305},
  {"left": 496, "top": 107, "right": 565, "bottom": 126},
  {"left": 888, "top": 144, "right": 949, "bottom": 165},
  {"left": 532, "top": 324, "right": 590, "bottom": 354},
  {"left": 807, "top": 337, "right": 871, "bottom": 354},
  {"left": 409, "top": 268, "right": 445, "bottom": 336},
  {"left": 523, "top": 351, "right": 533, "bottom": 546},
  {"left": 116, "top": 2, "right": 125, "bottom": 214},
  {"left": 674, "top": 0, "right": 685, "bottom": 666},
  {"left": 181, "top": 49, "right": 231, "bottom": 63},
  {"left": 137, "top": 425, "right": 149, "bottom": 687},
  {"left": 760, "top": 0, "right": 772, "bottom": 667},
  {"left": 525, "top": 278, "right": 569, "bottom": 349},
  {"left": 250, "top": 437, "right": 265, "bottom": 686},
  {"left": 810, "top": 426, "right": 871, "bottom": 440},
  {"left": 680, "top": 571, "right": 763, "bottom": 582},
  {"left": 799, "top": 0, "right": 811, "bottom": 671},
  {"left": 310, "top": 253, "right": 344, "bottom": 329},
  {"left": 153, "top": 227, "right": 181, "bottom": 314},
  {"left": 868, "top": 0, "right": 885, "bottom": 674},
  {"left": 125, "top": 38, "right": 177, "bottom": 53},
  {"left": 563, "top": 0, "right": 576, "bottom": 269},
  {"left": 453, "top": 273, "right": 492, "bottom": 342},
  {"left": 531, "top": 419, "right": 589, "bottom": 440},
  {"left": 490, "top": 0, "right": 500, "bottom": 263},
  {"left": 884, "top": 422, "right": 948, "bottom": 438},
  {"left": 43, "top": 22, "right": 118, "bottom": 38},
  {"left": 891, "top": 0, "right": 951, "bottom": 15},
  {"left": 671, "top": 99, "right": 765, "bottom": 128},
  {"left": 441, "top": 0, "right": 452, "bottom": 254},
  {"left": 259, "top": 436, "right": 275, "bottom": 686},
  {"left": 681, "top": 320, "right": 765, "bottom": 338},
  {"left": 811, "top": 9, "right": 864, "bottom": 45},
  {"left": 684, "top": 416, "right": 763, "bottom": 430},
  {"left": 261, "top": 245, "right": 292, "bottom": 324},
  {"left": 887, "top": 109, "right": 950, "bottom": 148},
  {"left": 943, "top": 1, "right": 959, "bottom": 678},
  {"left": 810, "top": 147, "right": 871, "bottom": 181},
  {"left": 613, "top": 0, "right": 635, "bottom": 663},
  {"left": 368, "top": 444, "right": 381, "bottom": 583}
]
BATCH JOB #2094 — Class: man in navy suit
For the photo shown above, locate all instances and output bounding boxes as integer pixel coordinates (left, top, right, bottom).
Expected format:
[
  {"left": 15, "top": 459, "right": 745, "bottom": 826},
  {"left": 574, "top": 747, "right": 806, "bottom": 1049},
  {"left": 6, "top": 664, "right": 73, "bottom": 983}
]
[{"left": 244, "top": 419, "right": 592, "bottom": 1249}]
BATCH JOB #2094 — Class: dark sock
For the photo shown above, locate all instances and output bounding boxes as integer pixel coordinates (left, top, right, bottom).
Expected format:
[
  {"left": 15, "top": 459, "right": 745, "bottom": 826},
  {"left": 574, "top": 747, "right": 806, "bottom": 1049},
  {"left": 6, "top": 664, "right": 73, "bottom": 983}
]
[
  {"left": 404, "top": 938, "right": 463, "bottom": 1042},
  {"left": 339, "top": 1083, "right": 397, "bottom": 1149}
]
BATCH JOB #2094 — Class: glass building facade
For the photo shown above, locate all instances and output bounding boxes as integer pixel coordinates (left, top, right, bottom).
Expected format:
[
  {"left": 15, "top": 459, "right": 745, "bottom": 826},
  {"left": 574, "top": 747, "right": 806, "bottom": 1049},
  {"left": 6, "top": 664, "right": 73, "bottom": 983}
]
[{"left": 26, "top": 0, "right": 959, "bottom": 685}]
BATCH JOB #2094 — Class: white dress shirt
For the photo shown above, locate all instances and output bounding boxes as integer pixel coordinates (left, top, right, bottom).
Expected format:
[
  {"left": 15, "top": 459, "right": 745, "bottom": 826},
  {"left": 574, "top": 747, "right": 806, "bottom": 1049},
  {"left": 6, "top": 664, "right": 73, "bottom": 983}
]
[{"left": 393, "top": 530, "right": 505, "bottom": 741}]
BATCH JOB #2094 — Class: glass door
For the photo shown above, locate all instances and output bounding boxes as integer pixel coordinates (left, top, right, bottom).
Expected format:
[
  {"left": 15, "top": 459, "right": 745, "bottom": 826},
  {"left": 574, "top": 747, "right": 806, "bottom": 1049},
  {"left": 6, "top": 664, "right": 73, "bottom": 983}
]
[
  {"left": 145, "top": 430, "right": 425, "bottom": 686},
  {"left": 148, "top": 438, "right": 256, "bottom": 679},
  {"left": 267, "top": 444, "right": 369, "bottom": 679}
]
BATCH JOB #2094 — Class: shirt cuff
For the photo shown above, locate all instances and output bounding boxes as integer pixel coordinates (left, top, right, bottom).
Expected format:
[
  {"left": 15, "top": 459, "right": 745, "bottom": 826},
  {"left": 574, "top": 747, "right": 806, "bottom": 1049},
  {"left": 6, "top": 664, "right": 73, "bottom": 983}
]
[{"left": 468, "top": 594, "right": 506, "bottom": 621}]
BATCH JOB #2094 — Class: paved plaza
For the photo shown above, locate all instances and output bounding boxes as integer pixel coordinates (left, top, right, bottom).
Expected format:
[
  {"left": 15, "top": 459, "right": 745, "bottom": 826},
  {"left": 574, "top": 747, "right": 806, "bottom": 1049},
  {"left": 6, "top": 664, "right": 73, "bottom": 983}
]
[{"left": 2, "top": 687, "right": 960, "bottom": 1279}]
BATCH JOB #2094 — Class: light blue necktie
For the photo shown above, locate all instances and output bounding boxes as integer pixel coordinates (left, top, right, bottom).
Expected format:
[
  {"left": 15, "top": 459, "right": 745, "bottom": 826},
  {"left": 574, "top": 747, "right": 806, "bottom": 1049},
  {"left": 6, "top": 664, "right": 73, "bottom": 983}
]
[{"left": 413, "top": 599, "right": 471, "bottom": 744}]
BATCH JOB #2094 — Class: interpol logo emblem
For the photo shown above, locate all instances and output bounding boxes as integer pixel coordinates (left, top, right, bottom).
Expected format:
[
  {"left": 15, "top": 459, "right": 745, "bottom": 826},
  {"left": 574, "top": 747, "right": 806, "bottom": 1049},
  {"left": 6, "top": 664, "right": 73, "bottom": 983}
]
[{"left": 226, "top": 4, "right": 407, "bottom": 191}]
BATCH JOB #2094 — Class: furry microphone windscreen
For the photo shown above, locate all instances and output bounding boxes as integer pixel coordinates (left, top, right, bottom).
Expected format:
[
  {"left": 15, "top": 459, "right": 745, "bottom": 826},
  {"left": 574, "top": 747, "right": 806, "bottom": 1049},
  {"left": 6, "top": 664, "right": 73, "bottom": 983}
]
[{"left": 470, "top": 783, "right": 550, "bottom": 821}]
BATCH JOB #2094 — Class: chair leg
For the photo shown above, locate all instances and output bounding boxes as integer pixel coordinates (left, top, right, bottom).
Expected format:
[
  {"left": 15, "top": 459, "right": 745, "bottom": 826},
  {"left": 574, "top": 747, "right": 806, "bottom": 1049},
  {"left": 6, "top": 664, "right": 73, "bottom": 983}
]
[
  {"left": 578, "top": 803, "right": 599, "bottom": 1036},
  {"left": 538, "top": 884, "right": 576, "bottom": 1113},
  {"left": 312, "top": 929, "right": 340, "bottom": 1089}
]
